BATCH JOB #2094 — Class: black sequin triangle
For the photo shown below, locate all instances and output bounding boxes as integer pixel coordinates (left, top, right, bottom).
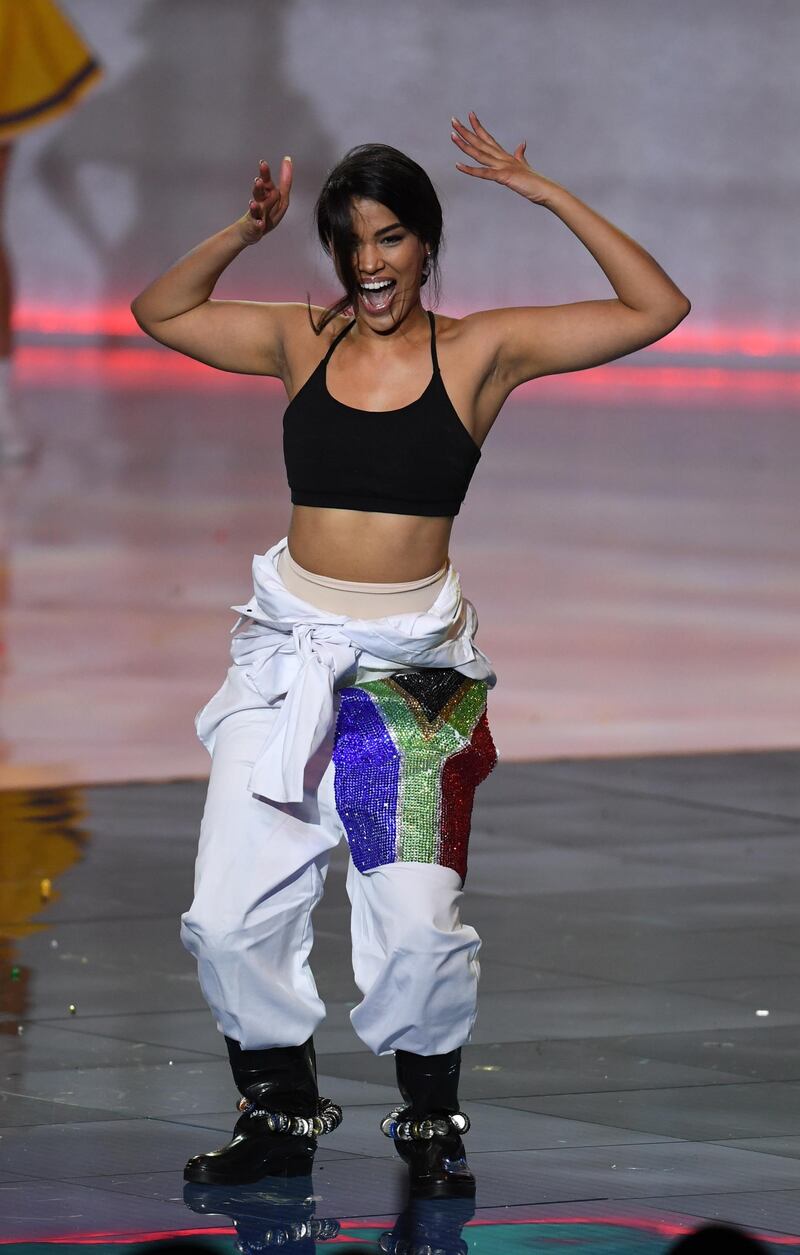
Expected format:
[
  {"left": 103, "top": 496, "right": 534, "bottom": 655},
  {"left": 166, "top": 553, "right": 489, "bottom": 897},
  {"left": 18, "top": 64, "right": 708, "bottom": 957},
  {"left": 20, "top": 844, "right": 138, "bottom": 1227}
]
[{"left": 390, "top": 669, "right": 467, "bottom": 722}]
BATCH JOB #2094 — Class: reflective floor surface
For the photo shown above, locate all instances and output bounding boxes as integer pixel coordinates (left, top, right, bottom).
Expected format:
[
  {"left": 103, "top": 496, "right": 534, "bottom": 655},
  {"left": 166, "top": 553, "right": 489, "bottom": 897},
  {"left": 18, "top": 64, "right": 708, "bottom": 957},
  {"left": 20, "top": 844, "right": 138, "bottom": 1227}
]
[{"left": 2, "top": 750, "right": 800, "bottom": 1249}]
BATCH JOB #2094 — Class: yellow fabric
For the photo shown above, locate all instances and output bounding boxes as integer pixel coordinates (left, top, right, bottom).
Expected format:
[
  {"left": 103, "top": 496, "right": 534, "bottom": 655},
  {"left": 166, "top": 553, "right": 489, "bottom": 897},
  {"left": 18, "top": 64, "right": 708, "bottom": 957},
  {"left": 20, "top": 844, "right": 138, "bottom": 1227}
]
[
  {"left": 0, "top": 0, "right": 103, "bottom": 142},
  {"left": 0, "top": 788, "right": 86, "bottom": 937}
]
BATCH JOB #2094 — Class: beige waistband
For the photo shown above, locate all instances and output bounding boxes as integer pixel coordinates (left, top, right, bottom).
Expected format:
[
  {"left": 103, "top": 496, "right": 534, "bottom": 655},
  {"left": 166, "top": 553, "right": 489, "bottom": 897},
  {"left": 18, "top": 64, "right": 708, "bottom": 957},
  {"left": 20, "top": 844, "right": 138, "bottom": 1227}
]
[{"left": 278, "top": 547, "right": 449, "bottom": 618}]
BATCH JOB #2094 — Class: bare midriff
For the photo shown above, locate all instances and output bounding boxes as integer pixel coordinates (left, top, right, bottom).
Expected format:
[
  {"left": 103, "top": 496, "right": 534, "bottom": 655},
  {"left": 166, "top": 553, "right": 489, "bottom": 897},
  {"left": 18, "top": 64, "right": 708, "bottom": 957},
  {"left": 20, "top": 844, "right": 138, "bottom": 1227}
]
[{"left": 287, "top": 506, "right": 454, "bottom": 582}]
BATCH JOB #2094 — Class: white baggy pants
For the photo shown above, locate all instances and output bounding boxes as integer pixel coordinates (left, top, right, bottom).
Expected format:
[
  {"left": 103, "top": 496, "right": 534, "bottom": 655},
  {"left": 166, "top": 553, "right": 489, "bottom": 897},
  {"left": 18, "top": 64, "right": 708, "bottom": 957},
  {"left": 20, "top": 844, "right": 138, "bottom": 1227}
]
[{"left": 180, "top": 690, "right": 483, "bottom": 1057}]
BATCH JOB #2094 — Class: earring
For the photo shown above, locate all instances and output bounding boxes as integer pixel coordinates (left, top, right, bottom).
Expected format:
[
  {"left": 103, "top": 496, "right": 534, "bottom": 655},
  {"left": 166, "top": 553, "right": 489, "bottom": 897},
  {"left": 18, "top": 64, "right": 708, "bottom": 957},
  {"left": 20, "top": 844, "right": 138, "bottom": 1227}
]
[{"left": 421, "top": 251, "right": 432, "bottom": 281}]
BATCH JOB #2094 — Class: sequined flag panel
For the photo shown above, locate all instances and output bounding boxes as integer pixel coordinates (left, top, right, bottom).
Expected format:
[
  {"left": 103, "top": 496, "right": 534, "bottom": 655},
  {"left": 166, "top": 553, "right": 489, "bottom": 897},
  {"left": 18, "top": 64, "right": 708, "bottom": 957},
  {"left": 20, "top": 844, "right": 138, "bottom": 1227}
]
[{"left": 332, "top": 669, "right": 498, "bottom": 882}]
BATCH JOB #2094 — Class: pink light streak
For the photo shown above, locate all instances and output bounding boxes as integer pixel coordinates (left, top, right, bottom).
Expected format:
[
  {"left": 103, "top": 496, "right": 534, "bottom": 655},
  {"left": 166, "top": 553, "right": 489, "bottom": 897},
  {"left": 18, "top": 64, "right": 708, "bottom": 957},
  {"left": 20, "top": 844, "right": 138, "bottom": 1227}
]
[
  {"left": 4, "top": 1211, "right": 800, "bottom": 1246},
  {"left": 14, "top": 302, "right": 800, "bottom": 358}
]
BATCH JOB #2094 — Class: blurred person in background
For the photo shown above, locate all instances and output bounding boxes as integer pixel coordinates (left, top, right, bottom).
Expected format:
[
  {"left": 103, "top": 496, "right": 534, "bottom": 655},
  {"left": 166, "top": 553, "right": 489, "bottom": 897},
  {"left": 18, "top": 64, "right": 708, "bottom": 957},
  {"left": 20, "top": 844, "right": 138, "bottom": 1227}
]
[{"left": 0, "top": 0, "right": 102, "bottom": 461}]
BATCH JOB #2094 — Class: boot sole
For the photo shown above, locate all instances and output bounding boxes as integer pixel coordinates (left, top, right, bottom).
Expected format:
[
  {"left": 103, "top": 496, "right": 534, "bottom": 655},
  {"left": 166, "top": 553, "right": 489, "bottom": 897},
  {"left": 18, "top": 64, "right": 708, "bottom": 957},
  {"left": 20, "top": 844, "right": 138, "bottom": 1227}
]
[{"left": 183, "top": 1152, "right": 315, "bottom": 1185}]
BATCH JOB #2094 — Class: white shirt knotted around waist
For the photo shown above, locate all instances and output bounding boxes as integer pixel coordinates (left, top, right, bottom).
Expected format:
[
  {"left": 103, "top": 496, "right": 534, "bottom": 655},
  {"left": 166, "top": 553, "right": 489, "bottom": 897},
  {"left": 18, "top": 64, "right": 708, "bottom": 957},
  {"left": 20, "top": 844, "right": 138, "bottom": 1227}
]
[{"left": 194, "top": 538, "right": 495, "bottom": 804}]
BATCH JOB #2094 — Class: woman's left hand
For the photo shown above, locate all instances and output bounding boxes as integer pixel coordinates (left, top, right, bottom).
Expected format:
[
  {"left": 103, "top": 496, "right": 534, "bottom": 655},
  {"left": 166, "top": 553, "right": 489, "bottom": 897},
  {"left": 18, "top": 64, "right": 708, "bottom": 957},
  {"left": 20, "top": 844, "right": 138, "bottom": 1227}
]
[{"left": 451, "top": 111, "right": 562, "bottom": 206}]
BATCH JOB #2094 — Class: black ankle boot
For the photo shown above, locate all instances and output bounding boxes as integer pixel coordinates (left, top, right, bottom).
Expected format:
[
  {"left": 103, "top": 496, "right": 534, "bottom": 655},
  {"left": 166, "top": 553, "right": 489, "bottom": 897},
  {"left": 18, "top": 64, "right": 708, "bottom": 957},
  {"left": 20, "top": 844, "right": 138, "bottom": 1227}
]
[
  {"left": 183, "top": 1037, "right": 342, "bottom": 1186},
  {"left": 382, "top": 1048, "right": 475, "bottom": 1200}
]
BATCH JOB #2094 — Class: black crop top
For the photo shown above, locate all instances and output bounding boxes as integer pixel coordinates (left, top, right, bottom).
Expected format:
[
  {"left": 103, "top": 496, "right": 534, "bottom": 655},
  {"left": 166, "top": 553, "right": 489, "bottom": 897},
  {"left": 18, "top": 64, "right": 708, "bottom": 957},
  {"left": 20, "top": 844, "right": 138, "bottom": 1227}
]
[{"left": 283, "top": 310, "right": 480, "bottom": 517}]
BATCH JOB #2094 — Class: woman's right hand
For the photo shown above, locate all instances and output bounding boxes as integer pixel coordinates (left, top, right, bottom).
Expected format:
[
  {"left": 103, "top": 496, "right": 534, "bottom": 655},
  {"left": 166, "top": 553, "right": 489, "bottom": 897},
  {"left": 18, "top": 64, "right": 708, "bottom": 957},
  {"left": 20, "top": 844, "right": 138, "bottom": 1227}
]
[{"left": 237, "top": 156, "right": 292, "bottom": 245}]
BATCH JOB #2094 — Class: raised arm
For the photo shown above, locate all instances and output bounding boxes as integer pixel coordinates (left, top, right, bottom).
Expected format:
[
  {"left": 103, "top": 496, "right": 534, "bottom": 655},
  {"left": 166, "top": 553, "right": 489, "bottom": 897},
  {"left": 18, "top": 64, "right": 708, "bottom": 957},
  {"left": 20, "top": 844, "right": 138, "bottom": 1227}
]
[
  {"left": 450, "top": 113, "right": 691, "bottom": 393},
  {"left": 130, "top": 156, "right": 299, "bottom": 376}
]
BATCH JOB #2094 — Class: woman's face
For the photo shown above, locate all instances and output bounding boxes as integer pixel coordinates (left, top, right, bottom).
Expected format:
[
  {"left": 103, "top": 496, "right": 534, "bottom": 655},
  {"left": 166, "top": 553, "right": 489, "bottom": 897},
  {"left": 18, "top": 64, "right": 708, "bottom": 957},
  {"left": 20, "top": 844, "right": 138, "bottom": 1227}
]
[{"left": 343, "top": 196, "right": 428, "bottom": 327}]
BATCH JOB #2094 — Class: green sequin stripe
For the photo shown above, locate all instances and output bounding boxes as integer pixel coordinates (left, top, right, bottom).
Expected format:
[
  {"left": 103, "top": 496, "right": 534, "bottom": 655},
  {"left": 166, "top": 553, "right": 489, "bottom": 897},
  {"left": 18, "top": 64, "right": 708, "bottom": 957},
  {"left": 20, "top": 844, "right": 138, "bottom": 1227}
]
[
  {"left": 356, "top": 678, "right": 488, "bottom": 865},
  {"left": 440, "top": 679, "right": 489, "bottom": 741}
]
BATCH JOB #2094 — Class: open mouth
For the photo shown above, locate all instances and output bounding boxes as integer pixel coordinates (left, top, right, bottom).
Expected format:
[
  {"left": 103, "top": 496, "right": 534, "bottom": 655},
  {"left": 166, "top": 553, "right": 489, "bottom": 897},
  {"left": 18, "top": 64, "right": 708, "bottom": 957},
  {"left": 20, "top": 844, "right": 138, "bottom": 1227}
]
[{"left": 358, "top": 279, "right": 396, "bottom": 314}]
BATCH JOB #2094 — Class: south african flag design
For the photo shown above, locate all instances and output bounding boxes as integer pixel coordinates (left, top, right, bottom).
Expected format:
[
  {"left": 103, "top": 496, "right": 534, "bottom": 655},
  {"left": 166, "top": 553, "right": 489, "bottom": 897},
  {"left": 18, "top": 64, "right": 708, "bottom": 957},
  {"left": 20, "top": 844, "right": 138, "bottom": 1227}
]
[{"left": 332, "top": 669, "right": 497, "bottom": 882}]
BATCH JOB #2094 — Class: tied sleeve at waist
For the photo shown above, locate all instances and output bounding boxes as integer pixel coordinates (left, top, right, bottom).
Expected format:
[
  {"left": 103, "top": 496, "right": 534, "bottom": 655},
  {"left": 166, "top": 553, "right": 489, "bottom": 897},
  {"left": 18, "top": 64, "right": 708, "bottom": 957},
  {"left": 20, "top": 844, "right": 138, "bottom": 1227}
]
[
  {"left": 194, "top": 539, "right": 495, "bottom": 805},
  {"left": 231, "top": 619, "right": 358, "bottom": 803}
]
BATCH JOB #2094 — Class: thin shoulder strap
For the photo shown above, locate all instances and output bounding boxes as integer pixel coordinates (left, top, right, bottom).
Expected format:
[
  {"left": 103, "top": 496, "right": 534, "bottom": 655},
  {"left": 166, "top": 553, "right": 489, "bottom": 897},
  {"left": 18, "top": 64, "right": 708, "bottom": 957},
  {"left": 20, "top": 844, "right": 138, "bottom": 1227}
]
[
  {"left": 427, "top": 309, "right": 440, "bottom": 374},
  {"left": 323, "top": 317, "right": 357, "bottom": 364}
]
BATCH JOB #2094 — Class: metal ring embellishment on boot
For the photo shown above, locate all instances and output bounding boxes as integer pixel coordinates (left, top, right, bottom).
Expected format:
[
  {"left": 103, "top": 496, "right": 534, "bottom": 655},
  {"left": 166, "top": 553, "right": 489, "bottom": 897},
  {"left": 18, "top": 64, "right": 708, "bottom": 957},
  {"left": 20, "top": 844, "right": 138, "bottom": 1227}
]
[
  {"left": 256, "top": 1218, "right": 341, "bottom": 1244},
  {"left": 378, "top": 1234, "right": 468, "bottom": 1255},
  {"left": 236, "top": 1094, "right": 343, "bottom": 1137},
  {"left": 380, "top": 1109, "right": 471, "bottom": 1141}
]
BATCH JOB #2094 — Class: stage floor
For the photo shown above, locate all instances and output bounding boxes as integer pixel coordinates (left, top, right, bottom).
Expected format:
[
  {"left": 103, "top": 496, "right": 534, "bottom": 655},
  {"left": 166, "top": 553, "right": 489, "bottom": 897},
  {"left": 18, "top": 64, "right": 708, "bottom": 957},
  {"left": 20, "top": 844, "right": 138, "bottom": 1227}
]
[{"left": 2, "top": 750, "right": 800, "bottom": 1248}]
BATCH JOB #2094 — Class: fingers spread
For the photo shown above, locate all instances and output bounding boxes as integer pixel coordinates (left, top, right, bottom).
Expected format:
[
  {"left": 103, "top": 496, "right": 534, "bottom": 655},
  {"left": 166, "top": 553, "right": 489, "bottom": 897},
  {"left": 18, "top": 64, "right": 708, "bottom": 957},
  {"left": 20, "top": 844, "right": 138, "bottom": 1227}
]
[
  {"left": 450, "top": 129, "right": 474, "bottom": 151},
  {"left": 451, "top": 116, "right": 494, "bottom": 152},
  {"left": 451, "top": 115, "right": 472, "bottom": 137},
  {"left": 468, "top": 110, "right": 499, "bottom": 145},
  {"left": 451, "top": 129, "right": 493, "bottom": 159}
]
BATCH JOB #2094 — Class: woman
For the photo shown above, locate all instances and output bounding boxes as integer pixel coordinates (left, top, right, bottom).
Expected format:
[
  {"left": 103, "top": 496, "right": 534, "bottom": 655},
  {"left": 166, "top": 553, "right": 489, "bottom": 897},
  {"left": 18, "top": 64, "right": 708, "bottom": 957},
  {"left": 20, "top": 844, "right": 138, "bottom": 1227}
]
[{"left": 131, "top": 113, "right": 690, "bottom": 1200}]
